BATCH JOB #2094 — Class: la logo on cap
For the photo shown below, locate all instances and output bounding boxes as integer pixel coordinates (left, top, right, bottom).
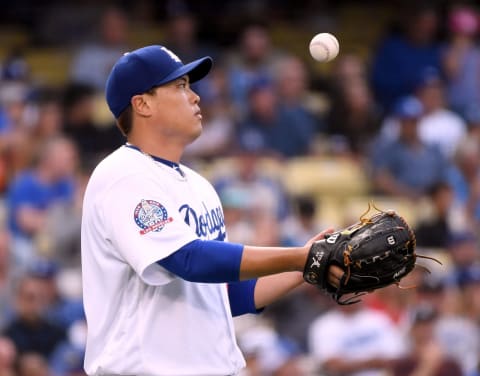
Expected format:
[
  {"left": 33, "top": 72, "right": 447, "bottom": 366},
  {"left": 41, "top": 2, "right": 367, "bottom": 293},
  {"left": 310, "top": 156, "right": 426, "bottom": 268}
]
[{"left": 161, "top": 46, "right": 181, "bottom": 63}]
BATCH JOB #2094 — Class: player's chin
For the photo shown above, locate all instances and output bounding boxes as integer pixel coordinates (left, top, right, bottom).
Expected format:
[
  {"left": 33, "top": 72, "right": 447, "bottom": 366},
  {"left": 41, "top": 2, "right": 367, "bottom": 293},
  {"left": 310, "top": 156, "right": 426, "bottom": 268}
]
[{"left": 188, "top": 121, "right": 203, "bottom": 142}]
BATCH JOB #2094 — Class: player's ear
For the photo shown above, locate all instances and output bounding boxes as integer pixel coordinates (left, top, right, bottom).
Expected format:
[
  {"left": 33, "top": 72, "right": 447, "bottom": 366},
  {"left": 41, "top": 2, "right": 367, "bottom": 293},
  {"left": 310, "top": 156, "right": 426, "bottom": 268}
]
[{"left": 131, "top": 94, "right": 152, "bottom": 118}]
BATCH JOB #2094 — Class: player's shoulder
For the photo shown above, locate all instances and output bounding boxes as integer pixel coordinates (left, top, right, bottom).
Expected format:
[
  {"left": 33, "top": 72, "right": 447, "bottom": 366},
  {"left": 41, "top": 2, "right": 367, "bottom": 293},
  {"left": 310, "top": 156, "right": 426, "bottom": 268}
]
[
  {"left": 93, "top": 146, "right": 142, "bottom": 173},
  {"left": 86, "top": 147, "right": 149, "bottom": 192}
]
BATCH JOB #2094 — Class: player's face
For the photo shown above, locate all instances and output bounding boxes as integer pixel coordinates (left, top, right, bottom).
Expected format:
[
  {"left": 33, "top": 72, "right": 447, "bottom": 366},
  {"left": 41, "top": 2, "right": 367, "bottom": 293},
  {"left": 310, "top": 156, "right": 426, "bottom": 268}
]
[{"left": 147, "top": 76, "right": 203, "bottom": 144}]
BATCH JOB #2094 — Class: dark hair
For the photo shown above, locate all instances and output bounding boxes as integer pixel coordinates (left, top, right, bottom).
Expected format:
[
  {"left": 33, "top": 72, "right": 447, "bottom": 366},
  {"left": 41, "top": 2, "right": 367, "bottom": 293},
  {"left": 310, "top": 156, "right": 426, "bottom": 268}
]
[
  {"left": 116, "top": 105, "right": 133, "bottom": 136},
  {"left": 115, "top": 86, "right": 157, "bottom": 136},
  {"left": 295, "top": 195, "right": 316, "bottom": 218},
  {"left": 426, "top": 181, "right": 451, "bottom": 198},
  {"left": 63, "top": 82, "right": 95, "bottom": 110}
]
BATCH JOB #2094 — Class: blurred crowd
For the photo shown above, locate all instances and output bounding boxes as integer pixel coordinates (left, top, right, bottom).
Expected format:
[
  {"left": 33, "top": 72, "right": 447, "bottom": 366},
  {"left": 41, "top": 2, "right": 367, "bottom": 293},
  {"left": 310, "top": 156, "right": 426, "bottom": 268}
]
[{"left": 0, "top": 0, "right": 480, "bottom": 375}]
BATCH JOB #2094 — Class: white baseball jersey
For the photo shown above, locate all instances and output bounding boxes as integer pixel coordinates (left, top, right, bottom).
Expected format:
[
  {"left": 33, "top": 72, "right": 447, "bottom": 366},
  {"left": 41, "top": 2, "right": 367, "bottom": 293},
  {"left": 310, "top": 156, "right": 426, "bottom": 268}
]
[{"left": 81, "top": 145, "right": 245, "bottom": 376}]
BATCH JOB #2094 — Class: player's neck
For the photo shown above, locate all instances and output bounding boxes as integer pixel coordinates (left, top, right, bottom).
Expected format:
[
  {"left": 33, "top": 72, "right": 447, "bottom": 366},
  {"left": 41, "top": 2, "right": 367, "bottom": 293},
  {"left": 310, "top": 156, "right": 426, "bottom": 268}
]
[{"left": 127, "top": 134, "right": 183, "bottom": 163}]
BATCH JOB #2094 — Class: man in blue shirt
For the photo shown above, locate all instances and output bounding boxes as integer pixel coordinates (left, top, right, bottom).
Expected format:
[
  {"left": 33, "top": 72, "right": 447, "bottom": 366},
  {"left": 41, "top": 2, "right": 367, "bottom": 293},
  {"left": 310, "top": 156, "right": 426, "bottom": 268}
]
[
  {"left": 371, "top": 96, "right": 449, "bottom": 199},
  {"left": 7, "top": 137, "right": 78, "bottom": 266}
]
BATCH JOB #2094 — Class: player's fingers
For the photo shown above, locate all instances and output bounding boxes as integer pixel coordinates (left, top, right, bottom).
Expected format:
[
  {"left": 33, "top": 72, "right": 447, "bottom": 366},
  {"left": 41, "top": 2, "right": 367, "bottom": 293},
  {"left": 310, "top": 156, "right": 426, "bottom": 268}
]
[
  {"left": 307, "top": 227, "right": 335, "bottom": 244},
  {"left": 327, "top": 265, "right": 344, "bottom": 288}
]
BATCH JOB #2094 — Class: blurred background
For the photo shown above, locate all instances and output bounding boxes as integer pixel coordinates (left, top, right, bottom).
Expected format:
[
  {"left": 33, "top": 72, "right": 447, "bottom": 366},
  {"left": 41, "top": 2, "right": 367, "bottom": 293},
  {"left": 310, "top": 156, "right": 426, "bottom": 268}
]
[{"left": 0, "top": 0, "right": 479, "bottom": 375}]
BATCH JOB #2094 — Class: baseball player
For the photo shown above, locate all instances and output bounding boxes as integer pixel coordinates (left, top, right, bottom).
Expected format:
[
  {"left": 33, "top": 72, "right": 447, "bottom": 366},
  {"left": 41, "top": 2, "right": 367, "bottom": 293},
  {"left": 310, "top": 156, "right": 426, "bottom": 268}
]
[{"left": 81, "top": 45, "right": 341, "bottom": 376}]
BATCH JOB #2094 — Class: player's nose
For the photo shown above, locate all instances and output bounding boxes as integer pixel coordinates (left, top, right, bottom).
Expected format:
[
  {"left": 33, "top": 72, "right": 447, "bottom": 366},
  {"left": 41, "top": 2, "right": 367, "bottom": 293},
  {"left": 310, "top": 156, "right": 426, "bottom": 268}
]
[{"left": 189, "top": 87, "right": 200, "bottom": 104}]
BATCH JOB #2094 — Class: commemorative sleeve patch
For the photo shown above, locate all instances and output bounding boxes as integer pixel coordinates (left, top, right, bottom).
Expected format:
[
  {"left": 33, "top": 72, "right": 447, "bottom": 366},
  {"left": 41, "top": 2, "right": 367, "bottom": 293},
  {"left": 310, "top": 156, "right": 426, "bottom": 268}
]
[{"left": 133, "top": 199, "right": 174, "bottom": 235}]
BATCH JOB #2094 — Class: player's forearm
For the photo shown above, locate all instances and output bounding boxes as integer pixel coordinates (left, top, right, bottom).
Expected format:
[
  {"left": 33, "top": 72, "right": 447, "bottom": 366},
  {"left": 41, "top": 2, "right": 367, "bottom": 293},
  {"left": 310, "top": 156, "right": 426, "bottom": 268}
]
[
  {"left": 159, "top": 241, "right": 310, "bottom": 283},
  {"left": 253, "top": 272, "right": 304, "bottom": 309},
  {"left": 239, "top": 245, "right": 309, "bottom": 280}
]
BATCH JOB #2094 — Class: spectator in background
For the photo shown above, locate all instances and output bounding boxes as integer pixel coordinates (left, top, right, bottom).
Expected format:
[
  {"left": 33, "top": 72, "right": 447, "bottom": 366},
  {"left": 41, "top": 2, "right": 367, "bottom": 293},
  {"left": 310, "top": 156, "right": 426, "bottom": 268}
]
[
  {"left": 0, "top": 82, "right": 32, "bottom": 190},
  {"left": 0, "top": 82, "right": 30, "bottom": 136},
  {"left": 389, "top": 305, "right": 462, "bottom": 376},
  {"left": 62, "top": 83, "right": 99, "bottom": 160},
  {"left": 226, "top": 23, "right": 281, "bottom": 117},
  {"left": 407, "top": 272, "right": 479, "bottom": 376},
  {"left": 27, "top": 260, "right": 83, "bottom": 331},
  {"left": 443, "top": 5, "right": 480, "bottom": 118},
  {"left": 6, "top": 137, "right": 78, "bottom": 268},
  {"left": 0, "top": 58, "right": 33, "bottom": 192},
  {"left": 365, "top": 284, "right": 411, "bottom": 327},
  {"left": 309, "top": 302, "right": 406, "bottom": 376},
  {"left": 377, "top": 67, "right": 467, "bottom": 157},
  {"left": 219, "top": 186, "right": 255, "bottom": 244},
  {"left": 213, "top": 150, "right": 290, "bottom": 221},
  {"left": 62, "top": 83, "right": 123, "bottom": 166},
  {"left": 1, "top": 50, "right": 29, "bottom": 83},
  {"left": 26, "top": 89, "right": 64, "bottom": 161},
  {"left": 219, "top": 185, "right": 282, "bottom": 249},
  {"left": 237, "top": 77, "right": 315, "bottom": 157},
  {"left": 447, "top": 232, "right": 480, "bottom": 280},
  {"left": 327, "top": 53, "right": 381, "bottom": 158},
  {"left": 16, "top": 352, "right": 51, "bottom": 376},
  {"left": 275, "top": 54, "right": 324, "bottom": 144},
  {"left": 49, "top": 320, "right": 87, "bottom": 376},
  {"left": 274, "top": 55, "right": 323, "bottom": 129},
  {"left": 464, "top": 104, "right": 480, "bottom": 144},
  {"left": 274, "top": 56, "right": 309, "bottom": 108},
  {"left": 263, "top": 273, "right": 331, "bottom": 354},
  {"left": 327, "top": 72, "right": 381, "bottom": 158},
  {"left": 0, "top": 336, "right": 16, "bottom": 376},
  {"left": 413, "top": 275, "right": 450, "bottom": 317},
  {"left": 237, "top": 321, "right": 306, "bottom": 376},
  {"left": 249, "top": 210, "right": 282, "bottom": 248},
  {"left": 330, "top": 53, "right": 368, "bottom": 89},
  {"left": 162, "top": 2, "right": 220, "bottom": 105},
  {"left": 69, "top": 6, "right": 130, "bottom": 91},
  {"left": 281, "top": 195, "right": 323, "bottom": 247},
  {"left": 0, "top": 229, "right": 13, "bottom": 330},
  {"left": 415, "top": 182, "right": 455, "bottom": 249},
  {"left": 437, "top": 232, "right": 480, "bottom": 364},
  {"left": 446, "top": 268, "right": 480, "bottom": 374},
  {"left": 458, "top": 266, "right": 480, "bottom": 325},
  {"left": 33, "top": 167, "right": 89, "bottom": 268},
  {"left": 370, "top": 4, "right": 442, "bottom": 112},
  {"left": 163, "top": 3, "right": 217, "bottom": 64},
  {"left": 0, "top": 50, "right": 30, "bottom": 141},
  {"left": 448, "top": 138, "right": 480, "bottom": 228},
  {"left": 371, "top": 96, "right": 449, "bottom": 199},
  {"left": 220, "top": 184, "right": 281, "bottom": 247},
  {"left": 437, "top": 266, "right": 480, "bottom": 376},
  {"left": 415, "top": 67, "right": 467, "bottom": 160},
  {"left": 3, "top": 274, "right": 66, "bottom": 363},
  {"left": 183, "top": 66, "right": 235, "bottom": 160}
]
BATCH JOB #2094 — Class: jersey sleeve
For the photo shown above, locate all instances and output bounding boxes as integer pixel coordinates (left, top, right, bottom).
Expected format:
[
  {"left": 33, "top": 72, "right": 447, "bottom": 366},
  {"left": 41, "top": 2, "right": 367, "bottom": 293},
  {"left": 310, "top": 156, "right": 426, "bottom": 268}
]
[{"left": 100, "top": 174, "right": 198, "bottom": 286}]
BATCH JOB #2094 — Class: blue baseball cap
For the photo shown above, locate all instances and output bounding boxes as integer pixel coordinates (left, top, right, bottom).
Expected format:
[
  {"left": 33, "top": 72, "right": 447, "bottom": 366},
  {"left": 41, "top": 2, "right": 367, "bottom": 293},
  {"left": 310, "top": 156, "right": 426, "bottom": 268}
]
[
  {"left": 457, "top": 266, "right": 480, "bottom": 286},
  {"left": 28, "top": 259, "right": 59, "bottom": 279},
  {"left": 447, "top": 231, "right": 477, "bottom": 247},
  {"left": 393, "top": 96, "right": 423, "bottom": 119},
  {"left": 105, "top": 45, "right": 213, "bottom": 118}
]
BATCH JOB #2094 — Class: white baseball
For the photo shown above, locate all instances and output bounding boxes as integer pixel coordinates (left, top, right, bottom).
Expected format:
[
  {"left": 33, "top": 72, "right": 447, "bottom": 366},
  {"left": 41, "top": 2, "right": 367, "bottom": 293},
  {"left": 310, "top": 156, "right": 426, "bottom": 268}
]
[{"left": 309, "top": 33, "right": 339, "bottom": 62}]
